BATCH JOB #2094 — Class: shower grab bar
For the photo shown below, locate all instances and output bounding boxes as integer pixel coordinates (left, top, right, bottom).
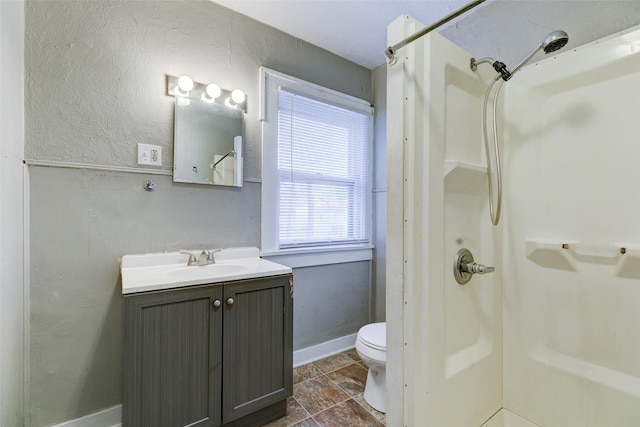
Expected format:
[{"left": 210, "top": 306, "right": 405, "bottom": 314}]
[{"left": 384, "top": 0, "right": 487, "bottom": 65}]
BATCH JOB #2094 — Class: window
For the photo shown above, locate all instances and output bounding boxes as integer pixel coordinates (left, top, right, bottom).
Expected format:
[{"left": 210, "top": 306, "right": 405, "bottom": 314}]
[{"left": 260, "top": 68, "right": 373, "bottom": 261}]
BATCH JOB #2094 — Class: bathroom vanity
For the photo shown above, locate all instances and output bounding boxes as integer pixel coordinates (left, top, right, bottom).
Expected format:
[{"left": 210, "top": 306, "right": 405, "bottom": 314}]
[{"left": 120, "top": 248, "right": 293, "bottom": 427}]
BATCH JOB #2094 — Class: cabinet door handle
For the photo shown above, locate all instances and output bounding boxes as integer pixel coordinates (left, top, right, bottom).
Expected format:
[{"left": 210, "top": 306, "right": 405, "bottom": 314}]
[
  {"left": 213, "top": 299, "right": 221, "bottom": 308},
  {"left": 226, "top": 297, "right": 234, "bottom": 306}
]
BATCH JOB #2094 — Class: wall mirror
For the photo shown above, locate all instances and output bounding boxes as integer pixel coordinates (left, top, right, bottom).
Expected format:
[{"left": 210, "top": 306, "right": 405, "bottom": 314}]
[
  {"left": 170, "top": 75, "right": 245, "bottom": 187},
  {"left": 173, "top": 99, "right": 244, "bottom": 187}
]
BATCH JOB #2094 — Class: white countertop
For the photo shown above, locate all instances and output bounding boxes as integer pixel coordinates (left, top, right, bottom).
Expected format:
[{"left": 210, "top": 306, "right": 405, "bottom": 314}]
[{"left": 120, "top": 247, "right": 292, "bottom": 294}]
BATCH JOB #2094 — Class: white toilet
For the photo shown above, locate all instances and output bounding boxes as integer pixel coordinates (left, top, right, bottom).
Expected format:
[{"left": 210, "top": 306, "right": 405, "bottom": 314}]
[{"left": 355, "top": 322, "right": 386, "bottom": 413}]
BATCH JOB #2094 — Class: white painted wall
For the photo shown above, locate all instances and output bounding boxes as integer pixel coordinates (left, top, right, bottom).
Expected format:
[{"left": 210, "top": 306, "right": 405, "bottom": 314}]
[{"left": 0, "top": 1, "right": 25, "bottom": 426}]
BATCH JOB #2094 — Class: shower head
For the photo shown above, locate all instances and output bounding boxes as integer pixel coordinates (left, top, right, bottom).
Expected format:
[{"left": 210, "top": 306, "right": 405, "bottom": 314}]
[
  {"left": 541, "top": 30, "right": 569, "bottom": 54},
  {"left": 508, "top": 30, "right": 569, "bottom": 78}
]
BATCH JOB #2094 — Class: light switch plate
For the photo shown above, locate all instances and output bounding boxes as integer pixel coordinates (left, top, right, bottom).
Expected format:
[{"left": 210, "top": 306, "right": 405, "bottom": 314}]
[{"left": 137, "top": 143, "right": 162, "bottom": 166}]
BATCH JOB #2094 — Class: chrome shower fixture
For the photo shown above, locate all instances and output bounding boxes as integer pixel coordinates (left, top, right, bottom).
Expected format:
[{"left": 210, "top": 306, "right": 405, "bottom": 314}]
[
  {"left": 470, "top": 57, "right": 512, "bottom": 80},
  {"left": 509, "top": 30, "right": 569, "bottom": 78},
  {"left": 471, "top": 30, "right": 569, "bottom": 226},
  {"left": 541, "top": 30, "right": 570, "bottom": 53},
  {"left": 470, "top": 30, "right": 569, "bottom": 81}
]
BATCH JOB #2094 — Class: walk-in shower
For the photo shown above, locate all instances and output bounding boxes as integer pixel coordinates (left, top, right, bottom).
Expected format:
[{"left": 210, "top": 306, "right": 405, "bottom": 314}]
[
  {"left": 470, "top": 30, "right": 569, "bottom": 225},
  {"left": 388, "top": 15, "right": 640, "bottom": 426}
]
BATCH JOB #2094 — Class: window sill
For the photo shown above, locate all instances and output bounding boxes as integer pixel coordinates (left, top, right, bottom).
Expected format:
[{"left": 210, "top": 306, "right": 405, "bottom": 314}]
[{"left": 261, "top": 245, "right": 374, "bottom": 268}]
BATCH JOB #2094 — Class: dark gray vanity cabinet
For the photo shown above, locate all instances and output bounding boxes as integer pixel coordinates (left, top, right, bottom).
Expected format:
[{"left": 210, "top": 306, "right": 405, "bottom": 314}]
[{"left": 123, "top": 275, "right": 293, "bottom": 427}]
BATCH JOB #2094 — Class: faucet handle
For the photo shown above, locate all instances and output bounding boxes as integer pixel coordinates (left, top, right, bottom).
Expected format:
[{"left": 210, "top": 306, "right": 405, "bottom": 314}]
[
  {"left": 207, "top": 249, "right": 222, "bottom": 264},
  {"left": 180, "top": 251, "right": 198, "bottom": 266}
]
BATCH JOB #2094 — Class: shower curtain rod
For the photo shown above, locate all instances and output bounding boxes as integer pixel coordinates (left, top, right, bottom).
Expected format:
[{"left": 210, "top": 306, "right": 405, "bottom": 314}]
[{"left": 384, "top": 0, "right": 487, "bottom": 65}]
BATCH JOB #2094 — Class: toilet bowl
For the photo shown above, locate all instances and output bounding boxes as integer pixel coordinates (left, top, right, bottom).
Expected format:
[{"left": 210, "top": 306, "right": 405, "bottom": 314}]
[{"left": 355, "top": 322, "right": 386, "bottom": 413}]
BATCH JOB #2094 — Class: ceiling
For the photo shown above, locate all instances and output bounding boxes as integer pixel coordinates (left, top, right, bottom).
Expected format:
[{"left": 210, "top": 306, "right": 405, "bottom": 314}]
[
  {"left": 213, "top": 0, "right": 474, "bottom": 69},
  {"left": 211, "top": 0, "right": 640, "bottom": 70}
]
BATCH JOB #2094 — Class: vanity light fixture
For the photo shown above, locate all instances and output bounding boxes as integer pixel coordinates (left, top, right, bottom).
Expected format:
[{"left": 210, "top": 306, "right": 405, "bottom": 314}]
[
  {"left": 202, "top": 83, "right": 222, "bottom": 102},
  {"left": 232, "top": 89, "right": 246, "bottom": 104},
  {"left": 166, "top": 75, "right": 246, "bottom": 112},
  {"left": 175, "top": 75, "right": 194, "bottom": 96},
  {"left": 231, "top": 89, "right": 246, "bottom": 104},
  {"left": 224, "top": 89, "right": 246, "bottom": 109}
]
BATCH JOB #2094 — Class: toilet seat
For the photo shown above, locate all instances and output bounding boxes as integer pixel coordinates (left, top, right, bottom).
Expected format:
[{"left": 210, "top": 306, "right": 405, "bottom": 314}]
[{"left": 358, "top": 322, "right": 386, "bottom": 351}]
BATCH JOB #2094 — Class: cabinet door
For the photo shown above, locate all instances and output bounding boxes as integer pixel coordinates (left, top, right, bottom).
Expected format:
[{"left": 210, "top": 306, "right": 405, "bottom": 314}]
[
  {"left": 124, "top": 285, "right": 223, "bottom": 427},
  {"left": 222, "top": 275, "right": 293, "bottom": 423}
]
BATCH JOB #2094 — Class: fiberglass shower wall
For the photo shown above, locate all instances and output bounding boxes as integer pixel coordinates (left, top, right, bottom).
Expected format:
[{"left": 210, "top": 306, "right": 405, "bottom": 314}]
[
  {"left": 386, "top": 15, "right": 502, "bottom": 427},
  {"left": 502, "top": 25, "right": 640, "bottom": 426},
  {"left": 388, "top": 15, "right": 640, "bottom": 427}
]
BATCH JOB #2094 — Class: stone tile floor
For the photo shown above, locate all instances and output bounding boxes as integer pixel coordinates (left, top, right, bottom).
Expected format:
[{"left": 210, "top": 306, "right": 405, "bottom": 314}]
[{"left": 262, "top": 349, "right": 385, "bottom": 427}]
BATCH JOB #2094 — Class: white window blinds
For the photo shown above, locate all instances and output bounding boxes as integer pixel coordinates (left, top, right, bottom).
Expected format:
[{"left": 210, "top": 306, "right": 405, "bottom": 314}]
[{"left": 276, "top": 89, "right": 371, "bottom": 249}]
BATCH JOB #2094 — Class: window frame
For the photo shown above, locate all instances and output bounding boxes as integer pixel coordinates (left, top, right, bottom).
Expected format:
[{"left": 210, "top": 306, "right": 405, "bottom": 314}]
[{"left": 259, "top": 67, "right": 374, "bottom": 266}]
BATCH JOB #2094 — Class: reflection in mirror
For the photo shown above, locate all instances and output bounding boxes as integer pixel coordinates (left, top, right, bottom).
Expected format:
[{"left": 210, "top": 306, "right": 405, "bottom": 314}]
[{"left": 173, "top": 99, "right": 244, "bottom": 187}]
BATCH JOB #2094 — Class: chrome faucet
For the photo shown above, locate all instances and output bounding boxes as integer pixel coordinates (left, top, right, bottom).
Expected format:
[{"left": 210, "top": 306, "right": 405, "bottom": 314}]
[
  {"left": 196, "top": 250, "right": 210, "bottom": 266},
  {"left": 181, "top": 249, "right": 222, "bottom": 266}
]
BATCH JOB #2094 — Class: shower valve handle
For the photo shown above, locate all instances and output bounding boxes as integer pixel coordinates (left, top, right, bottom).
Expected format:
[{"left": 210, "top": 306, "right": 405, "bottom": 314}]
[
  {"left": 463, "top": 262, "right": 495, "bottom": 274},
  {"left": 454, "top": 248, "right": 495, "bottom": 285}
]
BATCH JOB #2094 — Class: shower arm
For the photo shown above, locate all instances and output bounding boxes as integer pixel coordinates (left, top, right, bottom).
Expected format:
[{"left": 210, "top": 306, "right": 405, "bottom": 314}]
[
  {"left": 470, "top": 57, "right": 512, "bottom": 81},
  {"left": 471, "top": 45, "right": 546, "bottom": 82},
  {"left": 385, "top": 0, "right": 487, "bottom": 65},
  {"left": 469, "top": 57, "right": 497, "bottom": 71}
]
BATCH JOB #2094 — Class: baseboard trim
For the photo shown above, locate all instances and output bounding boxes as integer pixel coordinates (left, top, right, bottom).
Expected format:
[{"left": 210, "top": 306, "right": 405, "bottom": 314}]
[
  {"left": 293, "top": 333, "right": 357, "bottom": 367},
  {"left": 50, "top": 404, "right": 121, "bottom": 427}
]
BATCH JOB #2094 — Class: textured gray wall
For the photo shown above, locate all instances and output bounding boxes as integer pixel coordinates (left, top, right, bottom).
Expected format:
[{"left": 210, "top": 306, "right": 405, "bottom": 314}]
[
  {"left": 292, "top": 262, "right": 371, "bottom": 350},
  {"left": 372, "top": 64, "right": 387, "bottom": 323},
  {"left": 25, "top": 1, "right": 372, "bottom": 425}
]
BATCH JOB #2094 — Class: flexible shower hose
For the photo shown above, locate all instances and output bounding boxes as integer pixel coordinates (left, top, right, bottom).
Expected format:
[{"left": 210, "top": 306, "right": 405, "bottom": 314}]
[{"left": 482, "top": 74, "right": 505, "bottom": 226}]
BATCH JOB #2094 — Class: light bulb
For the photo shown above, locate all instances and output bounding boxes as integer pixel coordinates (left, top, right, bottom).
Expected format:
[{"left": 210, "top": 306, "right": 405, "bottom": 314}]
[
  {"left": 202, "top": 83, "right": 221, "bottom": 102},
  {"left": 177, "top": 75, "right": 194, "bottom": 92},
  {"left": 206, "top": 83, "right": 221, "bottom": 99},
  {"left": 231, "top": 89, "right": 246, "bottom": 104}
]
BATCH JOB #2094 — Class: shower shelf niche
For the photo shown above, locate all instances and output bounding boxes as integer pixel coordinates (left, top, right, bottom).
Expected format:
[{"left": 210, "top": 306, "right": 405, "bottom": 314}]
[{"left": 444, "top": 160, "right": 487, "bottom": 193}]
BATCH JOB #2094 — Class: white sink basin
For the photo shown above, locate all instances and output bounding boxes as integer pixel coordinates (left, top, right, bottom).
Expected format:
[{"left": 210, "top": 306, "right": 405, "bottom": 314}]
[
  {"left": 120, "top": 247, "right": 291, "bottom": 294},
  {"left": 166, "top": 264, "right": 249, "bottom": 279}
]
